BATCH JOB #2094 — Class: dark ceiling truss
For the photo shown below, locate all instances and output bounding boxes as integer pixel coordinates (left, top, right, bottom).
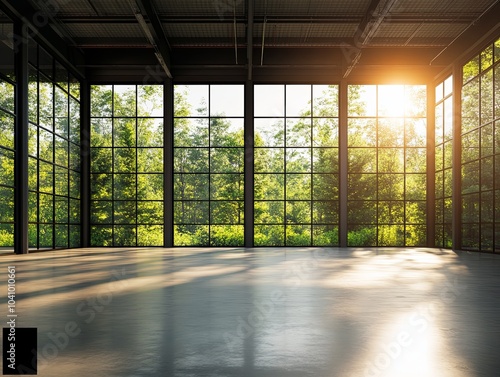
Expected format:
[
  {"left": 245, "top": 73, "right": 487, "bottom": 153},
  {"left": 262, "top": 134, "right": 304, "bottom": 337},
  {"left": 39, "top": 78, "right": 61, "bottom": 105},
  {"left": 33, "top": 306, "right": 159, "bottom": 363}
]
[
  {"left": 1, "top": 0, "right": 499, "bottom": 83},
  {"left": 132, "top": 0, "right": 173, "bottom": 79},
  {"left": 0, "top": 0, "right": 85, "bottom": 79},
  {"left": 55, "top": 14, "right": 481, "bottom": 24}
]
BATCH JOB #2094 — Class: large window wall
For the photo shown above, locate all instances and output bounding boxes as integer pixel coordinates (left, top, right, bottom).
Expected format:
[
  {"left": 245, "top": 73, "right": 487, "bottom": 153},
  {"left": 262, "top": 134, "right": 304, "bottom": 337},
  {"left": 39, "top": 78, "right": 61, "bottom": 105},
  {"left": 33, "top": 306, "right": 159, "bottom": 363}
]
[
  {"left": 27, "top": 38, "right": 81, "bottom": 249},
  {"left": 0, "top": 14, "right": 15, "bottom": 250},
  {"left": 435, "top": 76, "right": 454, "bottom": 248},
  {"left": 90, "top": 84, "right": 164, "bottom": 246},
  {"left": 253, "top": 85, "right": 339, "bottom": 246},
  {"left": 461, "top": 37, "right": 500, "bottom": 252},
  {"left": 347, "top": 85, "right": 427, "bottom": 246},
  {"left": 173, "top": 85, "right": 244, "bottom": 246}
]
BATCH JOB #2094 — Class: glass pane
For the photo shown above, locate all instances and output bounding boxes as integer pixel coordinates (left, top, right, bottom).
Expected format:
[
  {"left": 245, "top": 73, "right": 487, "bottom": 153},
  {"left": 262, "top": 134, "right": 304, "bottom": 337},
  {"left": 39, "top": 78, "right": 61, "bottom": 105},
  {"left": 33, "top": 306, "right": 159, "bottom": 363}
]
[
  {"left": 138, "top": 201, "right": 163, "bottom": 223},
  {"left": 210, "top": 225, "right": 243, "bottom": 246},
  {"left": 286, "top": 174, "right": 311, "bottom": 200},
  {"left": 348, "top": 85, "right": 376, "bottom": 116},
  {"left": 286, "top": 85, "right": 311, "bottom": 116},
  {"left": 211, "top": 118, "right": 244, "bottom": 147},
  {"left": 91, "top": 118, "right": 112, "bottom": 147},
  {"left": 210, "top": 85, "right": 244, "bottom": 116},
  {"left": 91, "top": 85, "right": 112, "bottom": 117},
  {"left": 211, "top": 148, "right": 243, "bottom": 173},
  {"left": 378, "top": 85, "right": 405, "bottom": 117},
  {"left": 254, "top": 174, "right": 284, "bottom": 200},
  {"left": 348, "top": 148, "right": 376, "bottom": 173},
  {"left": 254, "top": 225, "right": 284, "bottom": 246},
  {"left": 313, "top": 85, "right": 338, "bottom": 117},
  {"left": 313, "top": 118, "right": 338, "bottom": 147},
  {"left": 138, "top": 85, "right": 163, "bottom": 117},
  {"left": 286, "top": 118, "right": 311, "bottom": 147},
  {"left": 137, "top": 148, "right": 163, "bottom": 173},
  {"left": 255, "top": 85, "right": 284, "bottom": 116},
  {"left": 113, "top": 174, "right": 136, "bottom": 200},
  {"left": 313, "top": 225, "right": 339, "bottom": 246},
  {"left": 174, "top": 118, "right": 209, "bottom": 147},
  {"left": 113, "top": 118, "right": 136, "bottom": 147},
  {"left": 348, "top": 119, "right": 376, "bottom": 147},
  {"left": 114, "top": 85, "right": 136, "bottom": 117},
  {"left": 255, "top": 118, "right": 284, "bottom": 147},
  {"left": 174, "top": 201, "right": 209, "bottom": 224},
  {"left": 137, "top": 118, "right": 163, "bottom": 147},
  {"left": 39, "top": 81, "right": 53, "bottom": 130},
  {"left": 69, "top": 96, "right": 80, "bottom": 145},
  {"left": 137, "top": 174, "right": 163, "bottom": 200},
  {"left": 347, "top": 174, "right": 376, "bottom": 200}
]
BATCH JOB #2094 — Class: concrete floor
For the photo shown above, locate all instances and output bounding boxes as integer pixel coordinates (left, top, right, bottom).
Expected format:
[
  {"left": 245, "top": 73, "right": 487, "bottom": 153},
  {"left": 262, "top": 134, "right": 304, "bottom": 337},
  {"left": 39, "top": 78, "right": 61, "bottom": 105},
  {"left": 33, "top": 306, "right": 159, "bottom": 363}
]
[{"left": 1, "top": 247, "right": 500, "bottom": 377}]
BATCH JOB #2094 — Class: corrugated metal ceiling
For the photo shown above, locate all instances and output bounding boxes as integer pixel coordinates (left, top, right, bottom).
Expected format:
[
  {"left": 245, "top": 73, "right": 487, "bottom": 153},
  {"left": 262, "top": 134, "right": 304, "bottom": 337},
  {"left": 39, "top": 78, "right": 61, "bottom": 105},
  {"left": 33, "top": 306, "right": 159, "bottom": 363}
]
[{"left": 29, "top": 0, "right": 500, "bottom": 49}]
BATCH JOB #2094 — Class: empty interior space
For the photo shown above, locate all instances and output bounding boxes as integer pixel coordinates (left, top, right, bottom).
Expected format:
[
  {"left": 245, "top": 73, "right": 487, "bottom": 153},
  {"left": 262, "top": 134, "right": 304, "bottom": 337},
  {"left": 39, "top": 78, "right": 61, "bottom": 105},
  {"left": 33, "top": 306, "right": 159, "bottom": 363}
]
[{"left": 1, "top": 0, "right": 500, "bottom": 375}]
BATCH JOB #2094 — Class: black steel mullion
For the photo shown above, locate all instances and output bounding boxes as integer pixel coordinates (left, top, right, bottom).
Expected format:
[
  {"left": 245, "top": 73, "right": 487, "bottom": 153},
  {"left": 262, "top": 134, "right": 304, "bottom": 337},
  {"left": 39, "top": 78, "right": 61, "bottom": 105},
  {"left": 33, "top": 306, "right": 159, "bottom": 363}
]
[
  {"left": 80, "top": 80, "right": 90, "bottom": 247},
  {"left": 244, "top": 81, "right": 254, "bottom": 247},
  {"left": 375, "top": 86, "right": 380, "bottom": 246},
  {"left": 14, "top": 21, "right": 29, "bottom": 254},
  {"left": 111, "top": 85, "right": 115, "bottom": 246},
  {"left": 51, "top": 59, "right": 56, "bottom": 249},
  {"left": 339, "top": 81, "right": 348, "bottom": 247},
  {"left": 135, "top": 86, "right": 138, "bottom": 247},
  {"left": 208, "top": 86, "right": 212, "bottom": 245},
  {"left": 164, "top": 80, "right": 174, "bottom": 246},
  {"left": 427, "top": 82, "right": 436, "bottom": 247},
  {"left": 310, "top": 85, "right": 313, "bottom": 245},
  {"left": 283, "top": 85, "right": 287, "bottom": 245},
  {"left": 66, "top": 77, "right": 70, "bottom": 248},
  {"left": 452, "top": 64, "right": 462, "bottom": 251}
]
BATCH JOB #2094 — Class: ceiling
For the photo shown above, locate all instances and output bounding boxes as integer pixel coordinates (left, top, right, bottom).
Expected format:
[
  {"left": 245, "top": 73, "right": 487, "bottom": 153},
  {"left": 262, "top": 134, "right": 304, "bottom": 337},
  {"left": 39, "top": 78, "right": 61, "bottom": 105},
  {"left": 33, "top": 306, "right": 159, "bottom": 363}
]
[{"left": 4, "top": 0, "right": 500, "bottom": 82}]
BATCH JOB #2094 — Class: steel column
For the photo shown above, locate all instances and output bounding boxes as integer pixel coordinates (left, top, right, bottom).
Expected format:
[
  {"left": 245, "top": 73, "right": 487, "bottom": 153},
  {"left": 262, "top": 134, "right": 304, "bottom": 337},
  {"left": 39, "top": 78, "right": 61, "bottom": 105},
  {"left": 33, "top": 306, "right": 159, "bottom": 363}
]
[
  {"left": 339, "top": 80, "right": 348, "bottom": 247},
  {"left": 14, "top": 22, "right": 29, "bottom": 254},
  {"left": 426, "top": 82, "right": 436, "bottom": 246},
  {"left": 452, "top": 65, "right": 463, "bottom": 250},
  {"left": 244, "top": 81, "right": 254, "bottom": 247},
  {"left": 164, "top": 78, "right": 174, "bottom": 247},
  {"left": 80, "top": 80, "right": 91, "bottom": 247}
]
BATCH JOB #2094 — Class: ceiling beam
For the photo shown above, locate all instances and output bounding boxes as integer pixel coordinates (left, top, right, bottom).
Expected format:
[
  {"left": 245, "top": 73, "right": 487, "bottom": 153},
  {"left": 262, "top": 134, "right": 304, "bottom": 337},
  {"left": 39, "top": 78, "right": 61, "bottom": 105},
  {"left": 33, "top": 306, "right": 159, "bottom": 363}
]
[
  {"left": 342, "top": 0, "right": 400, "bottom": 78},
  {"left": 134, "top": 0, "right": 173, "bottom": 78},
  {"left": 430, "top": 0, "right": 500, "bottom": 67},
  {"left": 0, "top": 0, "right": 85, "bottom": 79},
  {"left": 55, "top": 14, "right": 479, "bottom": 24}
]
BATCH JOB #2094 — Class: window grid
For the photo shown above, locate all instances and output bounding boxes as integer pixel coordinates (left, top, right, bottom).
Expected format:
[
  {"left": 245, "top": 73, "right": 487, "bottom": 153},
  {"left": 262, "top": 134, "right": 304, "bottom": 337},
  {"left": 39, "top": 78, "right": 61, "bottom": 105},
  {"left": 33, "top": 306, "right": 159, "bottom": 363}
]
[
  {"left": 27, "top": 39, "right": 81, "bottom": 250},
  {"left": 254, "top": 85, "right": 340, "bottom": 247},
  {"left": 435, "top": 75, "right": 453, "bottom": 248},
  {"left": 90, "top": 85, "right": 165, "bottom": 247},
  {"left": 0, "top": 29, "right": 15, "bottom": 249},
  {"left": 347, "top": 85, "right": 427, "bottom": 247},
  {"left": 461, "top": 37, "right": 500, "bottom": 252},
  {"left": 173, "top": 85, "right": 245, "bottom": 246}
]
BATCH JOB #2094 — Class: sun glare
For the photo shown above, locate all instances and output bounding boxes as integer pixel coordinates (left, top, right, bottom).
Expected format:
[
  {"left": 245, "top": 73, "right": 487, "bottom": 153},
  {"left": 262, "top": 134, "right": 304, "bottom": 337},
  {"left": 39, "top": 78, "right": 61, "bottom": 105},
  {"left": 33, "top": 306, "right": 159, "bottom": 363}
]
[{"left": 379, "top": 85, "right": 407, "bottom": 117}]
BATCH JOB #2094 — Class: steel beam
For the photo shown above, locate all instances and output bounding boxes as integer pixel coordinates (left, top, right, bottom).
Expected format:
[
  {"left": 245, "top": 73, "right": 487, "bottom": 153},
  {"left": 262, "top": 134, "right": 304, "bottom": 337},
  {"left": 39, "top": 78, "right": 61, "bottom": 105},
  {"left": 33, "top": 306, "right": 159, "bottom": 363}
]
[
  {"left": 135, "top": 0, "right": 173, "bottom": 78},
  {"left": 430, "top": 1, "right": 500, "bottom": 67},
  {"left": 247, "top": 0, "right": 254, "bottom": 80}
]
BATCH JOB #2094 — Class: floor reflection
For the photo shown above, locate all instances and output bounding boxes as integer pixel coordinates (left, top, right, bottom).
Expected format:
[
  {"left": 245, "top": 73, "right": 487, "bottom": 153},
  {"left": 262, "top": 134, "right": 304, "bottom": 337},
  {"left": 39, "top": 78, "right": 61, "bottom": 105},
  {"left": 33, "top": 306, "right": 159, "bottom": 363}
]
[{"left": 0, "top": 247, "right": 499, "bottom": 376}]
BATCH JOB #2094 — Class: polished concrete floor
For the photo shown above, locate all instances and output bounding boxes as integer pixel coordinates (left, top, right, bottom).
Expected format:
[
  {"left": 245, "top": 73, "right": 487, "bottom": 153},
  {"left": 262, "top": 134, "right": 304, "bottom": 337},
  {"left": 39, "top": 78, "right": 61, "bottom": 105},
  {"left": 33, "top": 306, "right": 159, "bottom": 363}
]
[{"left": 1, "top": 247, "right": 500, "bottom": 377}]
